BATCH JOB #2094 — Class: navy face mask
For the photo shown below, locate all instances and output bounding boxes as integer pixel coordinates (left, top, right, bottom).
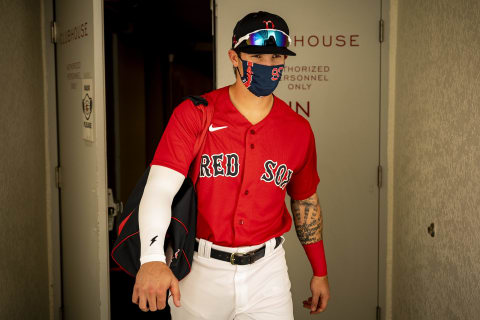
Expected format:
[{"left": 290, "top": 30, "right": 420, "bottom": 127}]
[{"left": 236, "top": 56, "right": 284, "bottom": 97}]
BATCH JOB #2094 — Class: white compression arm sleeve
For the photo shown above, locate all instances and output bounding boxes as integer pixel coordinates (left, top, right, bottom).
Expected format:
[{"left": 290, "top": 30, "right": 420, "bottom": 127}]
[{"left": 138, "top": 165, "right": 185, "bottom": 265}]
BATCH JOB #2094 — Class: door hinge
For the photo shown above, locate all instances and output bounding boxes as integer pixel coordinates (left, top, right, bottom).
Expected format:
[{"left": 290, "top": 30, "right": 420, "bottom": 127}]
[
  {"left": 55, "top": 166, "right": 62, "bottom": 189},
  {"left": 377, "top": 165, "right": 383, "bottom": 188},
  {"left": 376, "top": 305, "right": 382, "bottom": 320},
  {"left": 379, "top": 19, "right": 384, "bottom": 43},
  {"left": 210, "top": 0, "right": 216, "bottom": 36},
  {"left": 51, "top": 21, "right": 57, "bottom": 44},
  {"left": 107, "top": 188, "right": 123, "bottom": 232}
]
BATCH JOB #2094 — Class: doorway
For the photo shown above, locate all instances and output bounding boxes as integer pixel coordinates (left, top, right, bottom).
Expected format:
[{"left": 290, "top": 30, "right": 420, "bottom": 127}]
[
  {"left": 103, "top": 0, "right": 214, "bottom": 318},
  {"left": 214, "top": 1, "right": 383, "bottom": 319}
]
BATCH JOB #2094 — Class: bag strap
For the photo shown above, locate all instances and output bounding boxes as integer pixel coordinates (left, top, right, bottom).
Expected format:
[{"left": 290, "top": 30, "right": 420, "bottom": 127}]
[
  {"left": 185, "top": 93, "right": 217, "bottom": 187},
  {"left": 187, "top": 95, "right": 211, "bottom": 158}
]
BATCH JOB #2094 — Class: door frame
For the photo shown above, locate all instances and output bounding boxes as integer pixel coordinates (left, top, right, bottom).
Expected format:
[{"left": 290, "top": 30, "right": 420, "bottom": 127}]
[
  {"left": 42, "top": 0, "right": 62, "bottom": 318},
  {"left": 43, "top": 0, "right": 111, "bottom": 319},
  {"left": 379, "top": 0, "right": 393, "bottom": 319},
  {"left": 92, "top": 1, "right": 111, "bottom": 318}
]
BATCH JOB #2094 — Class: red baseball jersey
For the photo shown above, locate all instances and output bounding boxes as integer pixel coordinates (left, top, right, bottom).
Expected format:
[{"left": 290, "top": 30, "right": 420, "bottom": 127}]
[{"left": 150, "top": 86, "right": 320, "bottom": 247}]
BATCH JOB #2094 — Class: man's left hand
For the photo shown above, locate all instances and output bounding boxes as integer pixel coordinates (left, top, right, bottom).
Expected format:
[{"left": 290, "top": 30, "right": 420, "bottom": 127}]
[{"left": 303, "top": 275, "right": 330, "bottom": 315}]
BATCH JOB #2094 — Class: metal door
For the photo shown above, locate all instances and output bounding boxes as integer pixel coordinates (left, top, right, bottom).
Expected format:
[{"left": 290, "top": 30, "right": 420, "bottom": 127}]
[
  {"left": 215, "top": 1, "right": 381, "bottom": 318},
  {"left": 54, "top": 0, "right": 110, "bottom": 318}
]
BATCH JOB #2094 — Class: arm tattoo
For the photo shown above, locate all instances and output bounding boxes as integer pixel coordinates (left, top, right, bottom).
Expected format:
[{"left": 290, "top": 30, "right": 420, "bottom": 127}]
[{"left": 290, "top": 193, "right": 323, "bottom": 244}]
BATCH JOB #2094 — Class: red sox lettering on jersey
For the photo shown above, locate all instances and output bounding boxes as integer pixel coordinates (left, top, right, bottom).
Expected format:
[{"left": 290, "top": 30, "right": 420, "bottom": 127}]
[
  {"left": 200, "top": 153, "right": 240, "bottom": 178},
  {"left": 260, "top": 160, "right": 293, "bottom": 190},
  {"left": 200, "top": 154, "right": 293, "bottom": 190},
  {"left": 150, "top": 86, "right": 320, "bottom": 247}
]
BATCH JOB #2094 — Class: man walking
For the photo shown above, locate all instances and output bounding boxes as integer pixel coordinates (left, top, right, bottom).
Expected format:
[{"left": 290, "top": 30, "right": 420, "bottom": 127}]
[{"left": 132, "top": 11, "right": 330, "bottom": 319}]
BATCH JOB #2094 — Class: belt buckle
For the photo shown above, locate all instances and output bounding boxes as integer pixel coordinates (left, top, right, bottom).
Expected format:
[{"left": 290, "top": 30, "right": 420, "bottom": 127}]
[{"left": 230, "top": 251, "right": 255, "bottom": 265}]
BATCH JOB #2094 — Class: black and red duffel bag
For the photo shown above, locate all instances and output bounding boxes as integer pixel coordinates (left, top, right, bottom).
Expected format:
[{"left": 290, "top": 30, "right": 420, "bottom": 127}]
[{"left": 111, "top": 93, "right": 217, "bottom": 280}]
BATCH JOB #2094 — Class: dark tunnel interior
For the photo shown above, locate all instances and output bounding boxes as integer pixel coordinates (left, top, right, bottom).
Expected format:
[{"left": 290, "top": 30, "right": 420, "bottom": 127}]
[{"left": 105, "top": 1, "right": 214, "bottom": 318}]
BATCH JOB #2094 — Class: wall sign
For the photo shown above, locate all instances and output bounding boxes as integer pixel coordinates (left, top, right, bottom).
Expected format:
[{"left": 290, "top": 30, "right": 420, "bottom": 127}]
[{"left": 82, "top": 78, "right": 94, "bottom": 142}]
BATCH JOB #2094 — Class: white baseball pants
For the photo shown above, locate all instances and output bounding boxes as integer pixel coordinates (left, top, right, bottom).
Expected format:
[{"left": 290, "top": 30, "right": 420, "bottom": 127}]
[{"left": 168, "top": 235, "right": 294, "bottom": 320}]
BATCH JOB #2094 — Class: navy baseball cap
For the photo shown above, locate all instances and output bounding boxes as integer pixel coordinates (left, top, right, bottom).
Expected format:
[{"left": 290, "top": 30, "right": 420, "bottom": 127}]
[{"left": 232, "top": 11, "right": 296, "bottom": 56}]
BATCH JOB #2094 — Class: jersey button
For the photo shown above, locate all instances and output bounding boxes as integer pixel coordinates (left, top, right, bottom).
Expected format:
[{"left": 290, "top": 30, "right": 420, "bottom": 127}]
[
  {"left": 250, "top": 129, "right": 255, "bottom": 134},
  {"left": 239, "top": 219, "right": 244, "bottom": 225},
  {"left": 250, "top": 143, "right": 255, "bottom": 149},
  {"left": 244, "top": 190, "right": 249, "bottom": 195}
]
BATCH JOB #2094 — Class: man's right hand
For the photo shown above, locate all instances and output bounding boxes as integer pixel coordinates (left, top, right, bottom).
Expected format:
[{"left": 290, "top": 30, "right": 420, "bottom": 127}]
[{"left": 132, "top": 261, "right": 181, "bottom": 312}]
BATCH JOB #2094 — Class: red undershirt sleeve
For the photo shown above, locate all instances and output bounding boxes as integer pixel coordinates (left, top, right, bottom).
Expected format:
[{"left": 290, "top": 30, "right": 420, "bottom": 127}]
[{"left": 302, "top": 240, "right": 328, "bottom": 277}]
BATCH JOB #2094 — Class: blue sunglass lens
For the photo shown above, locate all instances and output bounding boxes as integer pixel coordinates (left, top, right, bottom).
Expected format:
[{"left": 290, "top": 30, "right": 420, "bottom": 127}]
[{"left": 246, "top": 30, "right": 288, "bottom": 47}]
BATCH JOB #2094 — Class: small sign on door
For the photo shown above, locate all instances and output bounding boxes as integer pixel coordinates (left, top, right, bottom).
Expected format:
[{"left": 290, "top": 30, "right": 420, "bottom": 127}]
[{"left": 82, "top": 79, "right": 94, "bottom": 142}]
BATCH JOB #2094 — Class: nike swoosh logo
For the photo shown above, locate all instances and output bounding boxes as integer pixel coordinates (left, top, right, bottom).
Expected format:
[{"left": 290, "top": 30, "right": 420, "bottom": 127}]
[{"left": 209, "top": 124, "right": 228, "bottom": 132}]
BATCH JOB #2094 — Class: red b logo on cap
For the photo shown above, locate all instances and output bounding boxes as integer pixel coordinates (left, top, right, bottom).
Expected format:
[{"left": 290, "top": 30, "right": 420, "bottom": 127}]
[{"left": 263, "top": 20, "right": 274, "bottom": 29}]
